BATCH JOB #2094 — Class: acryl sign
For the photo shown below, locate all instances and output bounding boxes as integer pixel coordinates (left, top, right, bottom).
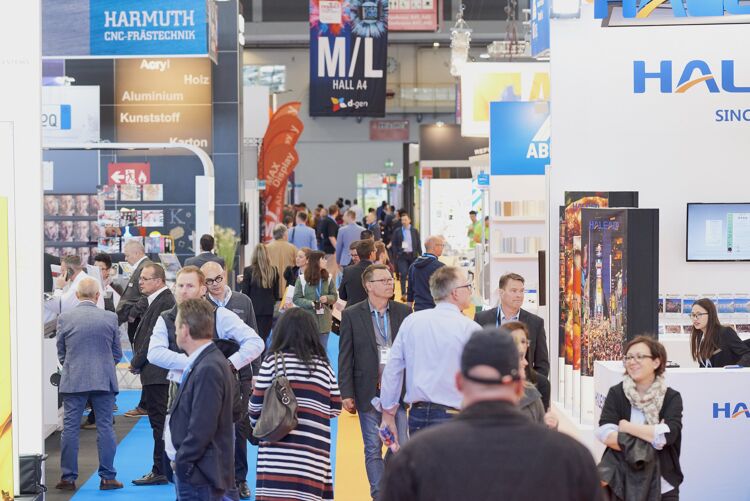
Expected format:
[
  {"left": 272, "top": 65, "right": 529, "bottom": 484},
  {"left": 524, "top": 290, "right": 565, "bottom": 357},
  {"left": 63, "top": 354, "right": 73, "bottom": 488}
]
[{"left": 594, "top": 0, "right": 750, "bottom": 18}]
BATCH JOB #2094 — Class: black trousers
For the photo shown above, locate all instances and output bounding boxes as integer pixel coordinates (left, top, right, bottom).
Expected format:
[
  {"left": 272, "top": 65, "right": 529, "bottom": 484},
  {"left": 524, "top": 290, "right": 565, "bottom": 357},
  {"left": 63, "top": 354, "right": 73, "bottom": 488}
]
[
  {"left": 396, "top": 254, "right": 416, "bottom": 298},
  {"left": 234, "top": 379, "right": 254, "bottom": 482},
  {"left": 142, "top": 384, "right": 169, "bottom": 475}
]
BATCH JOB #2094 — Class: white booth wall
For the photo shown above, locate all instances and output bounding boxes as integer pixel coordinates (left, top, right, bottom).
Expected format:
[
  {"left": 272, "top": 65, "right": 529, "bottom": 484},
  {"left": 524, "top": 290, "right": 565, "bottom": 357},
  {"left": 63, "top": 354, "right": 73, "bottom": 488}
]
[
  {"left": 549, "top": 9, "right": 750, "bottom": 393},
  {"left": 0, "top": 1, "right": 44, "bottom": 495}
]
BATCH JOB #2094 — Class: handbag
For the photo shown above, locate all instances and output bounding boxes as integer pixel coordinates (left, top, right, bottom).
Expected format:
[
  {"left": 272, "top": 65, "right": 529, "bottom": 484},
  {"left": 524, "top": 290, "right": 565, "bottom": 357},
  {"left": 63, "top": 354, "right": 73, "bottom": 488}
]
[{"left": 252, "top": 352, "right": 298, "bottom": 442}]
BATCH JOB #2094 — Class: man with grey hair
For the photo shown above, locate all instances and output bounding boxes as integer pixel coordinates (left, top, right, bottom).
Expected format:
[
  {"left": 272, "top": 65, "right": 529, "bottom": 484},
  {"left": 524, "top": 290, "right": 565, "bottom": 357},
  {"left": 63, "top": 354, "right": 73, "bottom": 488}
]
[
  {"left": 118, "top": 239, "right": 153, "bottom": 418},
  {"left": 377, "top": 266, "right": 481, "bottom": 438},
  {"left": 407, "top": 235, "right": 446, "bottom": 311},
  {"left": 265, "top": 223, "right": 297, "bottom": 298},
  {"left": 335, "top": 209, "right": 363, "bottom": 268},
  {"left": 55, "top": 277, "right": 123, "bottom": 491}
]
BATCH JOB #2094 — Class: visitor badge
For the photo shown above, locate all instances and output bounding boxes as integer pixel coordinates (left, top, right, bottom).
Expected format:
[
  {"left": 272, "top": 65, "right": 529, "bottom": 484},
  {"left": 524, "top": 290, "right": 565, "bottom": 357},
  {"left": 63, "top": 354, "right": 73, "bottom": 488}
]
[
  {"left": 402, "top": 241, "right": 408, "bottom": 249},
  {"left": 316, "top": 306, "right": 325, "bottom": 315},
  {"left": 379, "top": 346, "right": 390, "bottom": 364}
]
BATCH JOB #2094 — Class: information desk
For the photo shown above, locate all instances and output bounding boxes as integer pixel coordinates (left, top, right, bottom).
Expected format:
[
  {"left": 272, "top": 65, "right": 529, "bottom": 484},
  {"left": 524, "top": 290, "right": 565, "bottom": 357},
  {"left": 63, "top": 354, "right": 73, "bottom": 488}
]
[{"left": 594, "top": 361, "right": 750, "bottom": 501}]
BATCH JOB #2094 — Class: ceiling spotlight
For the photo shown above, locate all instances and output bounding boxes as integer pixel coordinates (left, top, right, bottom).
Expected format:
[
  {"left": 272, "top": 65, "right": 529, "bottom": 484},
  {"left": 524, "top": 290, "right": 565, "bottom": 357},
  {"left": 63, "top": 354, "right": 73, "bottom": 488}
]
[
  {"left": 433, "top": 42, "right": 440, "bottom": 48},
  {"left": 479, "top": 53, "right": 490, "bottom": 59},
  {"left": 436, "top": 121, "right": 446, "bottom": 127}
]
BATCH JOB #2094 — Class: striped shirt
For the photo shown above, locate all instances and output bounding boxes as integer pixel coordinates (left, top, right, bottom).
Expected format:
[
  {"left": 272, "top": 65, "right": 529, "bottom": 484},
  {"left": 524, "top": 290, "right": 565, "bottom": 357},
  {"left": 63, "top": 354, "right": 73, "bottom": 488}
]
[{"left": 249, "top": 352, "right": 342, "bottom": 500}]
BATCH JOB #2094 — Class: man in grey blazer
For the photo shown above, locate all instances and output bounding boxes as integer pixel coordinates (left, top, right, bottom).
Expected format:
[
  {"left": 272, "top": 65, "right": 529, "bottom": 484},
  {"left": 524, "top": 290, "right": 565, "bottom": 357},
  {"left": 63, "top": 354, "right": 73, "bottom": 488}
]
[
  {"left": 55, "top": 278, "right": 124, "bottom": 491},
  {"left": 474, "top": 272, "right": 550, "bottom": 376},
  {"left": 338, "top": 263, "right": 412, "bottom": 500}
]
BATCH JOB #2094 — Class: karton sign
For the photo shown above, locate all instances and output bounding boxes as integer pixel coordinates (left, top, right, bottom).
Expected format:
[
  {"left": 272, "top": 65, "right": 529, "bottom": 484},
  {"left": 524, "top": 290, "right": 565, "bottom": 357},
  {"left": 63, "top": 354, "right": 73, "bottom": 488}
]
[
  {"left": 309, "top": 0, "right": 389, "bottom": 117},
  {"left": 108, "top": 162, "right": 151, "bottom": 185}
]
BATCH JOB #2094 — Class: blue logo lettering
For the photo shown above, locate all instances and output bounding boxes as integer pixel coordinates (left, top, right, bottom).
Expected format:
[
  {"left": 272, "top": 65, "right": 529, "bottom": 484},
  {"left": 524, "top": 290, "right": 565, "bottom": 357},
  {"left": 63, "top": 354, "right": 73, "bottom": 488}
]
[
  {"left": 634, "top": 60, "right": 750, "bottom": 94},
  {"left": 596, "top": 0, "right": 746, "bottom": 18}
]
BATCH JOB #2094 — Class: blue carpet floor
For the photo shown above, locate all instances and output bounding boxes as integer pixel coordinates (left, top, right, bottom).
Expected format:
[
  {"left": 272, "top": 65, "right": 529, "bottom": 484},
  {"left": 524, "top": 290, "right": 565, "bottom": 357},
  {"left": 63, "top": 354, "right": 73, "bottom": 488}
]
[{"left": 72, "top": 335, "right": 340, "bottom": 500}]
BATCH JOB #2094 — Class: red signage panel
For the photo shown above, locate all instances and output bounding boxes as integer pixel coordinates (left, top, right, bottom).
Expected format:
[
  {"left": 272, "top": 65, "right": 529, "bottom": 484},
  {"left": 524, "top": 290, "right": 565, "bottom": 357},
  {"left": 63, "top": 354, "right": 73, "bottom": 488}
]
[
  {"left": 108, "top": 162, "right": 151, "bottom": 185},
  {"left": 389, "top": 0, "right": 438, "bottom": 31},
  {"left": 370, "top": 119, "right": 410, "bottom": 141}
]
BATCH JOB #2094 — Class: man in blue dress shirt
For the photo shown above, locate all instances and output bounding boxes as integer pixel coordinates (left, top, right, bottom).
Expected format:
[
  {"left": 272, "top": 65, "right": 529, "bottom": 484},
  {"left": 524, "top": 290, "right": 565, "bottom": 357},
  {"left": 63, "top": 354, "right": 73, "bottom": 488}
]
[
  {"left": 336, "top": 209, "right": 364, "bottom": 269},
  {"left": 288, "top": 211, "right": 318, "bottom": 250}
]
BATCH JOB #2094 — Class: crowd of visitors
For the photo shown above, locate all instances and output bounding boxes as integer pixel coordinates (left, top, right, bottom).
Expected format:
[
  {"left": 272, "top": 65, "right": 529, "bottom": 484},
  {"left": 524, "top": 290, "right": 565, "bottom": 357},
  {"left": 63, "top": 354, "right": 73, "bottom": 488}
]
[{"left": 48, "top": 198, "right": 686, "bottom": 501}]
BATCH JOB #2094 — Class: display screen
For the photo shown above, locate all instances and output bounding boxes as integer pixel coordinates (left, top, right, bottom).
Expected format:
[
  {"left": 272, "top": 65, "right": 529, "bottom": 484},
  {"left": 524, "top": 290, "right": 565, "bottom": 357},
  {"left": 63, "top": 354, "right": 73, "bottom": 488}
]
[{"left": 687, "top": 203, "right": 750, "bottom": 261}]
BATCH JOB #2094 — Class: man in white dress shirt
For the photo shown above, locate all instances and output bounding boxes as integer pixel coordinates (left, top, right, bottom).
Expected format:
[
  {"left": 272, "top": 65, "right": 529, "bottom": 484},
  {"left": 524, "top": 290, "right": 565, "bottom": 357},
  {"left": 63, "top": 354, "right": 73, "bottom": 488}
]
[
  {"left": 378, "top": 266, "right": 481, "bottom": 439},
  {"left": 45, "top": 255, "right": 105, "bottom": 324}
]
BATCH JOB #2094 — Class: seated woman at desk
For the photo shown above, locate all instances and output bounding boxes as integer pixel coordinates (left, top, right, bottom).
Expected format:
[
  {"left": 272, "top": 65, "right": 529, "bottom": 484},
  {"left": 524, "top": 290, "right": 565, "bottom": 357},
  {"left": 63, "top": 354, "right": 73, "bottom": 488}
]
[
  {"left": 690, "top": 298, "right": 750, "bottom": 368},
  {"left": 597, "top": 336, "right": 683, "bottom": 500}
]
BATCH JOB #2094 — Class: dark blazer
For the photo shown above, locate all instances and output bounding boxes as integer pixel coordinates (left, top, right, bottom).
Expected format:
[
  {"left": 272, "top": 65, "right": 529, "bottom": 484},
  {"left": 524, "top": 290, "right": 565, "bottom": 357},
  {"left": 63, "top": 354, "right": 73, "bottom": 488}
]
[
  {"left": 116, "top": 257, "right": 151, "bottom": 326},
  {"left": 599, "top": 382, "right": 683, "bottom": 490},
  {"left": 338, "top": 299, "right": 411, "bottom": 412},
  {"left": 131, "top": 288, "right": 175, "bottom": 385},
  {"left": 380, "top": 401, "right": 603, "bottom": 501},
  {"left": 184, "top": 252, "right": 225, "bottom": 270},
  {"left": 338, "top": 260, "right": 372, "bottom": 306},
  {"left": 169, "top": 343, "right": 235, "bottom": 491},
  {"left": 56, "top": 302, "right": 122, "bottom": 394},
  {"left": 240, "top": 267, "right": 280, "bottom": 316},
  {"left": 699, "top": 325, "right": 750, "bottom": 367},
  {"left": 44, "top": 252, "right": 60, "bottom": 293},
  {"left": 390, "top": 226, "right": 422, "bottom": 259},
  {"left": 367, "top": 222, "right": 382, "bottom": 241},
  {"left": 474, "top": 307, "right": 550, "bottom": 376}
]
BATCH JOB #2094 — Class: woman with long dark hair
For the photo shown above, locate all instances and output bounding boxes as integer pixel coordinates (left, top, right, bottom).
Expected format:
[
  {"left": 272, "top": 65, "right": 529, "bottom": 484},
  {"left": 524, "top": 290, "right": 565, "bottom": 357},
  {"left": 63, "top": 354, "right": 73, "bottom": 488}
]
[
  {"left": 505, "top": 321, "right": 551, "bottom": 411},
  {"left": 249, "top": 308, "right": 341, "bottom": 501},
  {"left": 241, "top": 243, "right": 280, "bottom": 344},
  {"left": 292, "top": 250, "right": 338, "bottom": 349},
  {"left": 690, "top": 297, "right": 750, "bottom": 367}
]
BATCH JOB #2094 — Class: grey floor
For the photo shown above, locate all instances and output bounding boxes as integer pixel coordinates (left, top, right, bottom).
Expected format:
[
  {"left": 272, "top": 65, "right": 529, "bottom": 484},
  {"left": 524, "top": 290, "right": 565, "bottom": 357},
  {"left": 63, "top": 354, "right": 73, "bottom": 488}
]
[{"left": 44, "top": 415, "right": 139, "bottom": 501}]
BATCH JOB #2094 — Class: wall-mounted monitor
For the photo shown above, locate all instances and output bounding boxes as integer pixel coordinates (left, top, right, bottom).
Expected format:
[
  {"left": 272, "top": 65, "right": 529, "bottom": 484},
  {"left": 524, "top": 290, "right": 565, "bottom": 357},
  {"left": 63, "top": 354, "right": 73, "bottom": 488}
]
[{"left": 687, "top": 203, "right": 750, "bottom": 262}]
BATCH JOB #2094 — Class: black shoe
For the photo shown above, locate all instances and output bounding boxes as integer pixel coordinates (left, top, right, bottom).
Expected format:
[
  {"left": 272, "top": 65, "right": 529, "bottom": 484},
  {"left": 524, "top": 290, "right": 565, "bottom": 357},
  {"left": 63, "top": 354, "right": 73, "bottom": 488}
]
[
  {"left": 132, "top": 472, "right": 169, "bottom": 486},
  {"left": 237, "top": 481, "right": 251, "bottom": 499}
]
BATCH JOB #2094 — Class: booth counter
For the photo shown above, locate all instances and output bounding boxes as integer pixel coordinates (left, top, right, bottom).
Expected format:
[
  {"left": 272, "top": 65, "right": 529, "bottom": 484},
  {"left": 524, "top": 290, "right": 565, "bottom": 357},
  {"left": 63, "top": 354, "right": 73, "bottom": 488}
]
[{"left": 593, "top": 361, "right": 750, "bottom": 500}]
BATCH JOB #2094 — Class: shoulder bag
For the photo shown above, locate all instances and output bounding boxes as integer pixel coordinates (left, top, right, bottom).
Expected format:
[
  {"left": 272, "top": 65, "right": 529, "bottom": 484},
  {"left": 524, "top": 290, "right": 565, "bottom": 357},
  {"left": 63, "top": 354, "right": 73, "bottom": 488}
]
[{"left": 252, "top": 352, "right": 299, "bottom": 442}]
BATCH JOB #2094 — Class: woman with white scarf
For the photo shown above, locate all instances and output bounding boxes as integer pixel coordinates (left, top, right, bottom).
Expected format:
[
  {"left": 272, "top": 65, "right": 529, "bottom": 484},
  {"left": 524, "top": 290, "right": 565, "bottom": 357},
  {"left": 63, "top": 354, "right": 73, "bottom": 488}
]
[{"left": 597, "top": 336, "right": 683, "bottom": 500}]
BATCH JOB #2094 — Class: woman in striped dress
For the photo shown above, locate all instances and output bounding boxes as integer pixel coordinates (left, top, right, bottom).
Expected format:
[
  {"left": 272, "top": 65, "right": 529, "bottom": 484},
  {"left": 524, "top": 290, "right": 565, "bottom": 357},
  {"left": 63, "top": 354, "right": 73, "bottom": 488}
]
[{"left": 250, "top": 308, "right": 342, "bottom": 500}]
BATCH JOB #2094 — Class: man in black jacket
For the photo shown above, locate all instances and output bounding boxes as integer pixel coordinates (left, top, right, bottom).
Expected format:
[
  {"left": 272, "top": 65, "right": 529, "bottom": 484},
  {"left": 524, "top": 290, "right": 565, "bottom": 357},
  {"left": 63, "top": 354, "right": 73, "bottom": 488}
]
[
  {"left": 474, "top": 273, "right": 550, "bottom": 376},
  {"left": 406, "top": 235, "right": 445, "bottom": 311},
  {"left": 390, "top": 213, "right": 421, "bottom": 301},
  {"left": 184, "top": 234, "right": 226, "bottom": 269},
  {"left": 339, "top": 264, "right": 412, "bottom": 500},
  {"left": 202, "top": 261, "right": 258, "bottom": 500},
  {"left": 380, "top": 328, "right": 602, "bottom": 501},
  {"left": 129, "top": 263, "right": 176, "bottom": 486},
  {"left": 339, "top": 239, "right": 376, "bottom": 307},
  {"left": 168, "top": 299, "right": 235, "bottom": 500},
  {"left": 117, "top": 240, "right": 151, "bottom": 418}
]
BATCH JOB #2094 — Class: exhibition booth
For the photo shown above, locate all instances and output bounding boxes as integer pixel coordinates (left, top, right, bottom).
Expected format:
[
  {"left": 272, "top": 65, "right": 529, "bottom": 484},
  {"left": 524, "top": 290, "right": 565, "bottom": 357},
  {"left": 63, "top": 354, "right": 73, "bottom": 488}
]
[{"left": 543, "top": 3, "right": 750, "bottom": 499}]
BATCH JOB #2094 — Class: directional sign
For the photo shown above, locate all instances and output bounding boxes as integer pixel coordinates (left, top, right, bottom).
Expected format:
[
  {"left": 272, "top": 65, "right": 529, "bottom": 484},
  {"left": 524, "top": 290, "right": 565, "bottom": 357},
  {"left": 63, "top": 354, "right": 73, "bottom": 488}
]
[{"left": 108, "top": 162, "right": 151, "bottom": 185}]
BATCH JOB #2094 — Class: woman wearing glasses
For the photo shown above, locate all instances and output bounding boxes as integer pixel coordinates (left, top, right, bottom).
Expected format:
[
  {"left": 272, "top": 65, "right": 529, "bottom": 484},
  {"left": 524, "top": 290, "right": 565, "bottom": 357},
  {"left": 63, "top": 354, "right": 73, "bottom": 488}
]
[
  {"left": 690, "top": 298, "right": 750, "bottom": 367},
  {"left": 597, "top": 336, "right": 683, "bottom": 500}
]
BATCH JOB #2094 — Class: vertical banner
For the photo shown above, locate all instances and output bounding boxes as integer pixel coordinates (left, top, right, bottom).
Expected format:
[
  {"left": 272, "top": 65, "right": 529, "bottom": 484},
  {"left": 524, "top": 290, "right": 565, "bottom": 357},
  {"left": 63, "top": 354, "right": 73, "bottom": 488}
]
[
  {"left": 0, "top": 197, "right": 13, "bottom": 497},
  {"left": 259, "top": 103, "right": 304, "bottom": 241},
  {"left": 309, "top": 0, "right": 388, "bottom": 117}
]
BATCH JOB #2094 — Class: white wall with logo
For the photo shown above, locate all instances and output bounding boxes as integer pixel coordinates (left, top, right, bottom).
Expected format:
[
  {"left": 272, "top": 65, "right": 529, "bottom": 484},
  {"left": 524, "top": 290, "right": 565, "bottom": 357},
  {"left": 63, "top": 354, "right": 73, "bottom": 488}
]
[{"left": 550, "top": 8, "right": 750, "bottom": 500}]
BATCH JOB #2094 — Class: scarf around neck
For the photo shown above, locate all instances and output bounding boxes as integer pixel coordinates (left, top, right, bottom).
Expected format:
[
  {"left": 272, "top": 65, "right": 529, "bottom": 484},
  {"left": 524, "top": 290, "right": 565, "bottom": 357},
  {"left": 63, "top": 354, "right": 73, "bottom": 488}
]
[{"left": 622, "top": 374, "right": 667, "bottom": 425}]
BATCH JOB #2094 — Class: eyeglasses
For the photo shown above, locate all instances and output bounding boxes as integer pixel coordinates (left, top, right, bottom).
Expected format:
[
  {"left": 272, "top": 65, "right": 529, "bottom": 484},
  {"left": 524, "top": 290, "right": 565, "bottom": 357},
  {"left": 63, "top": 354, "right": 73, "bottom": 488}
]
[
  {"left": 690, "top": 312, "right": 708, "bottom": 319},
  {"left": 369, "top": 278, "right": 394, "bottom": 285},
  {"left": 205, "top": 276, "right": 224, "bottom": 286},
  {"left": 623, "top": 353, "right": 655, "bottom": 363},
  {"left": 454, "top": 284, "right": 473, "bottom": 291}
]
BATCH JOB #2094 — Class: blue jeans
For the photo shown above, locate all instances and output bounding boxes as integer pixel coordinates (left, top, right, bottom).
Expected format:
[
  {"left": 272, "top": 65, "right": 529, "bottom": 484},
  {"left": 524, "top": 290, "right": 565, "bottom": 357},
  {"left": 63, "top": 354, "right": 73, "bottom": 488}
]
[
  {"left": 61, "top": 391, "right": 117, "bottom": 481},
  {"left": 408, "top": 403, "right": 455, "bottom": 436},
  {"left": 358, "top": 407, "right": 409, "bottom": 500},
  {"left": 174, "top": 474, "right": 226, "bottom": 501}
]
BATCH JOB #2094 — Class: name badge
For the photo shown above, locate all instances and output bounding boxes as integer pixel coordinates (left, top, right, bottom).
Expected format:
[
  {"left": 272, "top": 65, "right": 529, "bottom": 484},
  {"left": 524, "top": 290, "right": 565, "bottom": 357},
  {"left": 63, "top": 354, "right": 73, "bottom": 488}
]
[
  {"left": 315, "top": 306, "right": 325, "bottom": 315},
  {"left": 402, "top": 241, "right": 409, "bottom": 249},
  {"left": 379, "top": 346, "right": 390, "bottom": 364}
]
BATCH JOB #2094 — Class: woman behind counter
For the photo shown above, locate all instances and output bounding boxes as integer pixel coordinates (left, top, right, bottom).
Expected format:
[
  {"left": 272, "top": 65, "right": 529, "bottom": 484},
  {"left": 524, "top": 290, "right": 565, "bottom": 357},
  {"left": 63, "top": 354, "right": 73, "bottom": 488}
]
[
  {"left": 597, "top": 336, "right": 683, "bottom": 500},
  {"left": 293, "top": 250, "right": 337, "bottom": 349},
  {"left": 690, "top": 298, "right": 750, "bottom": 367}
]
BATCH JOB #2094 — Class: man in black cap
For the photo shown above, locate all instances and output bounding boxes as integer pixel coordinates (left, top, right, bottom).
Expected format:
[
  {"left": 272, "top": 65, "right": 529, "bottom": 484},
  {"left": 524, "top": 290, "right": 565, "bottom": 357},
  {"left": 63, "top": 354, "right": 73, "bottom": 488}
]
[{"left": 380, "top": 327, "right": 603, "bottom": 501}]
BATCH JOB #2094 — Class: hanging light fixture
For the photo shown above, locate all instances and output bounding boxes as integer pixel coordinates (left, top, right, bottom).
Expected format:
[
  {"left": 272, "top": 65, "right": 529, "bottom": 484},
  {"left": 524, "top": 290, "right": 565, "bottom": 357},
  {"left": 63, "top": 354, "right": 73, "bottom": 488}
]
[{"left": 450, "top": 4, "right": 472, "bottom": 77}]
